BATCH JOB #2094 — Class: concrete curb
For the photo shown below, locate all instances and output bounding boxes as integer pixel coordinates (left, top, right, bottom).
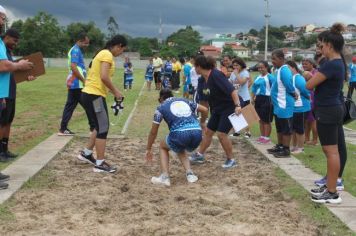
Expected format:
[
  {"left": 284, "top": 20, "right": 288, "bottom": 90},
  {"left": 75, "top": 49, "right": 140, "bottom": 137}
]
[
  {"left": 246, "top": 137, "right": 356, "bottom": 232},
  {"left": 0, "top": 134, "right": 73, "bottom": 204}
]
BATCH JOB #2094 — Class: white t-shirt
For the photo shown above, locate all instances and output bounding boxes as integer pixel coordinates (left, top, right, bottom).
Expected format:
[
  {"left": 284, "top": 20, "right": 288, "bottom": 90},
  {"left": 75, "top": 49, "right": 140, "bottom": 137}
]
[
  {"left": 190, "top": 67, "right": 200, "bottom": 89},
  {"left": 230, "top": 69, "right": 251, "bottom": 101},
  {"left": 153, "top": 57, "right": 163, "bottom": 72}
]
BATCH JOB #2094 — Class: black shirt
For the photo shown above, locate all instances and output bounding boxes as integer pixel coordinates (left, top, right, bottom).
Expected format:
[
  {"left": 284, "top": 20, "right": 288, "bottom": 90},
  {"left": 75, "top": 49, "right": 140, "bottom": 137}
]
[
  {"left": 206, "top": 68, "right": 235, "bottom": 113},
  {"left": 315, "top": 58, "right": 345, "bottom": 107}
]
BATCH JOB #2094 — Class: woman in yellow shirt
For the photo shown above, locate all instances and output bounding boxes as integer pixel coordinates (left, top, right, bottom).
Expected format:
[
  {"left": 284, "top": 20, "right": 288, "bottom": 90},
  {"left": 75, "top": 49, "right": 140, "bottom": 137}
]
[{"left": 78, "top": 35, "right": 127, "bottom": 173}]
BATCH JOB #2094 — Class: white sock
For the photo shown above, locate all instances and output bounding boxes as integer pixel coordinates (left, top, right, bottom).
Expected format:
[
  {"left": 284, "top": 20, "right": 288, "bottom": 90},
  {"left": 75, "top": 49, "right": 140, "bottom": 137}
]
[
  {"left": 83, "top": 148, "right": 93, "bottom": 156},
  {"left": 264, "top": 136, "right": 270, "bottom": 140},
  {"left": 96, "top": 159, "right": 104, "bottom": 166},
  {"left": 197, "top": 152, "right": 203, "bottom": 156}
]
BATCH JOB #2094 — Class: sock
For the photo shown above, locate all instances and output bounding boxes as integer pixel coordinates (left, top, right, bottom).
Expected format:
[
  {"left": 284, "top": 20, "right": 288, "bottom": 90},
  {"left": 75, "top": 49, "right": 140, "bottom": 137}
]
[
  {"left": 264, "top": 136, "right": 270, "bottom": 140},
  {"left": 96, "top": 159, "right": 104, "bottom": 166},
  {"left": 186, "top": 169, "right": 193, "bottom": 175},
  {"left": 2, "top": 138, "right": 8, "bottom": 152},
  {"left": 83, "top": 148, "right": 93, "bottom": 156},
  {"left": 197, "top": 152, "right": 203, "bottom": 156},
  {"left": 337, "top": 178, "right": 342, "bottom": 182},
  {"left": 161, "top": 172, "right": 169, "bottom": 178}
]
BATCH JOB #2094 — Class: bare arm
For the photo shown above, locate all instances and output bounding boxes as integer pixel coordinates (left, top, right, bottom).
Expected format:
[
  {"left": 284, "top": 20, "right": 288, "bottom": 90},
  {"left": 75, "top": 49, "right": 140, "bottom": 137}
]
[
  {"left": 306, "top": 72, "right": 327, "bottom": 90},
  {"left": 145, "top": 123, "right": 159, "bottom": 162},
  {"left": 100, "top": 62, "right": 123, "bottom": 98},
  {"left": 231, "top": 90, "right": 242, "bottom": 114},
  {"left": 0, "top": 59, "right": 33, "bottom": 73},
  {"left": 71, "top": 63, "right": 85, "bottom": 83}
]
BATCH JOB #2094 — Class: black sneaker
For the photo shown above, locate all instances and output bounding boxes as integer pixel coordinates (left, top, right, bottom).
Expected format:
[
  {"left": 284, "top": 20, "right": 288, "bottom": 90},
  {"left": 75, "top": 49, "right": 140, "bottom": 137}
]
[
  {"left": 77, "top": 151, "right": 96, "bottom": 165},
  {"left": 310, "top": 185, "right": 327, "bottom": 196},
  {"left": 93, "top": 161, "right": 117, "bottom": 173},
  {"left": 0, "top": 172, "right": 10, "bottom": 182},
  {"left": 0, "top": 182, "right": 8, "bottom": 190},
  {"left": 267, "top": 144, "right": 283, "bottom": 154},
  {"left": 3, "top": 151, "right": 18, "bottom": 159},
  {"left": 58, "top": 129, "right": 75, "bottom": 136},
  {"left": 311, "top": 190, "right": 342, "bottom": 204},
  {"left": 273, "top": 148, "right": 291, "bottom": 158}
]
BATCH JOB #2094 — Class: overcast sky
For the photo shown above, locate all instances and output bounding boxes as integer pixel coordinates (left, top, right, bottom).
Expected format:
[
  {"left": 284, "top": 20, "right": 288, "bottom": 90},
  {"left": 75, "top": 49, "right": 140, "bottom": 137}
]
[{"left": 1, "top": 0, "right": 356, "bottom": 39}]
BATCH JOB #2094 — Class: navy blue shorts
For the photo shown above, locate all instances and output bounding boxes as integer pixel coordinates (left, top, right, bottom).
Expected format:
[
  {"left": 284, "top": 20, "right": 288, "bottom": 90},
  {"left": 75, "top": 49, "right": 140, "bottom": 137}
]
[
  {"left": 292, "top": 112, "right": 306, "bottom": 134},
  {"left": 207, "top": 108, "right": 234, "bottom": 134},
  {"left": 166, "top": 129, "right": 202, "bottom": 153},
  {"left": 275, "top": 116, "right": 293, "bottom": 135},
  {"left": 255, "top": 95, "right": 273, "bottom": 123}
]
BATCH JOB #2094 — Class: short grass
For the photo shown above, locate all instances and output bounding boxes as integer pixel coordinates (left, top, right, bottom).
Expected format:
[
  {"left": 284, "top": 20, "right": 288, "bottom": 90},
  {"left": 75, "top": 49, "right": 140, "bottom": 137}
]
[{"left": 0, "top": 68, "right": 145, "bottom": 170}]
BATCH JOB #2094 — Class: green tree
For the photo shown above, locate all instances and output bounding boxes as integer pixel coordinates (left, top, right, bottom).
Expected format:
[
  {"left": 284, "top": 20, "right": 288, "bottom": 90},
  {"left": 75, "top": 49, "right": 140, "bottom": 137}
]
[
  {"left": 107, "top": 16, "right": 119, "bottom": 39},
  {"left": 13, "top": 12, "right": 67, "bottom": 57},
  {"left": 128, "top": 37, "right": 157, "bottom": 57},
  {"left": 248, "top": 28, "right": 258, "bottom": 36},
  {"left": 165, "top": 26, "right": 202, "bottom": 57},
  {"left": 222, "top": 45, "right": 236, "bottom": 58}
]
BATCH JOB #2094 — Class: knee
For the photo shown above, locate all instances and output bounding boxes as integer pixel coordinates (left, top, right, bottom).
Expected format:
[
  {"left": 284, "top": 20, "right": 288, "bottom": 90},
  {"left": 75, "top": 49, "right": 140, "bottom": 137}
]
[{"left": 216, "top": 131, "right": 227, "bottom": 140}]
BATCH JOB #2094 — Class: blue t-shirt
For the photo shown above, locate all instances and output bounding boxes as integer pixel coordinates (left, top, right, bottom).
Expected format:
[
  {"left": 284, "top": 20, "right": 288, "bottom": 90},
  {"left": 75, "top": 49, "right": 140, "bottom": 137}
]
[
  {"left": 164, "top": 61, "right": 173, "bottom": 75},
  {"left": 6, "top": 48, "right": 16, "bottom": 99},
  {"left": 0, "top": 39, "right": 10, "bottom": 99},
  {"left": 207, "top": 69, "right": 235, "bottom": 113},
  {"left": 292, "top": 74, "right": 310, "bottom": 113},
  {"left": 183, "top": 63, "right": 192, "bottom": 85},
  {"left": 66, "top": 44, "right": 86, "bottom": 89},
  {"left": 251, "top": 73, "right": 275, "bottom": 96},
  {"left": 153, "top": 97, "right": 201, "bottom": 132},
  {"left": 349, "top": 63, "right": 356, "bottom": 83},
  {"left": 145, "top": 64, "right": 154, "bottom": 78},
  {"left": 315, "top": 59, "right": 345, "bottom": 107},
  {"left": 125, "top": 67, "right": 133, "bottom": 81}
]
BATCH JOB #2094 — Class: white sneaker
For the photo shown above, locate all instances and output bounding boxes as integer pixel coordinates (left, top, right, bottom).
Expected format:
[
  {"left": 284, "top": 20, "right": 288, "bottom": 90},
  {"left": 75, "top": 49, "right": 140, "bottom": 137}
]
[
  {"left": 291, "top": 148, "right": 304, "bottom": 155},
  {"left": 186, "top": 172, "right": 198, "bottom": 183},
  {"left": 151, "top": 174, "right": 171, "bottom": 186}
]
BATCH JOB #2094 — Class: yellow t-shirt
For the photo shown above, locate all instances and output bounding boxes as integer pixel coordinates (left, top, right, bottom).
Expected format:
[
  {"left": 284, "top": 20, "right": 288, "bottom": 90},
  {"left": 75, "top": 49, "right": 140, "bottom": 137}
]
[
  {"left": 83, "top": 49, "right": 115, "bottom": 97},
  {"left": 173, "top": 61, "right": 182, "bottom": 72}
]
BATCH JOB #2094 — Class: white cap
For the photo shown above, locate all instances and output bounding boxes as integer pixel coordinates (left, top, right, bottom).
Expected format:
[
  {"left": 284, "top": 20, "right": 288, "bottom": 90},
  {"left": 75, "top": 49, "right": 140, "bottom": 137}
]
[{"left": 0, "top": 5, "right": 6, "bottom": 16}]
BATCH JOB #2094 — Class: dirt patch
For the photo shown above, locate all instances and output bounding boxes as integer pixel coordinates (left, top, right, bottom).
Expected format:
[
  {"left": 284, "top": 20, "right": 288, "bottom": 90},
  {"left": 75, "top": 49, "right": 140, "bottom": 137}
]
[{"left": 0, "top": 138, "right": 322, "bottom": 235}]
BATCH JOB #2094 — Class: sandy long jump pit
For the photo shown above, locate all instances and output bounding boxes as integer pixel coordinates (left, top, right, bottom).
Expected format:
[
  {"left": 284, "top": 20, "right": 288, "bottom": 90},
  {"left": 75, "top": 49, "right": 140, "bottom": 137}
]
[{"left": 0, "top": 137, "right": 325, "bottom": 235}]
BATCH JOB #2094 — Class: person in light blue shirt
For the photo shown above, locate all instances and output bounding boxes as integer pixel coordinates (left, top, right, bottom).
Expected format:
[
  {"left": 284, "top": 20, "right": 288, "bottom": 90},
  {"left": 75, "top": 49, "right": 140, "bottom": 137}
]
[
  {"left": 347, "top": 56, "right": 356, "bottom": 97},
  {"left": 182, "top": 59, "right": 192, "bottom": 98},
  {"left": 268, "top": 49, "right": 297, "bottom": 158},
  {"left": 251, "top": 61, "right": 275, "bottom": 144},
  {"left": 286, "top": 60, "right": 311, "bottom": 155}
]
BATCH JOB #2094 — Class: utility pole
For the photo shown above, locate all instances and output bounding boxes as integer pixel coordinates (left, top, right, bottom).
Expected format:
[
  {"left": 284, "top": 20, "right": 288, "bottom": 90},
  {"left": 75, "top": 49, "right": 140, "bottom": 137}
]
[
  {"left": 158, "top": 13, "right": 163, "bottom": 45},
  {"left": 264, "top": 0, "right": 271, "bottom": 60}
]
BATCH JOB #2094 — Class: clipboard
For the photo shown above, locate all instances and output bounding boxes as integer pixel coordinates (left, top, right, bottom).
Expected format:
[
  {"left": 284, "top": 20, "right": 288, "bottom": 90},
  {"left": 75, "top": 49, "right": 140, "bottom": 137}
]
[
  {"left": 14, "top": 52, "right": 46, "bottom": 83},
  {"left": 228, "top": 104, "right": 260, "bottom": 132}
]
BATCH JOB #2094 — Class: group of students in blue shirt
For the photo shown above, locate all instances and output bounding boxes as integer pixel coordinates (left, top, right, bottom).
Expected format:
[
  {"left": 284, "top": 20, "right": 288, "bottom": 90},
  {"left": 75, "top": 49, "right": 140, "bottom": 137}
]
[{"left": 145, "top": 57, "right": 173, "bottom": 89}]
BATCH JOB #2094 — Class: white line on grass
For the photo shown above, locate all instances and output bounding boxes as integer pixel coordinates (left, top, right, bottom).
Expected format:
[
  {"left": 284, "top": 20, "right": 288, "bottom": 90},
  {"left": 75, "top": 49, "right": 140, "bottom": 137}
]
[{"left": 121, "top": 82, "right": 146, "bottom": 135}]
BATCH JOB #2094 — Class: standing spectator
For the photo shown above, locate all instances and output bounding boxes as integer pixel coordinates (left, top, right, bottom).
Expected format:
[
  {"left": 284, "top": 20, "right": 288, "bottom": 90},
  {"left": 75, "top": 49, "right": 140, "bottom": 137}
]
[
  {"left": 190, "top": 56, "right": 242, "bottom": 169},
  {"left": 302, "top": 58, "right": 318, "bottom": 145},
  {"left": 251, "top": 61, "right": 275, "bottom": 144},
  {"left": 153, "top": 54, "right": 163, "bottom": 90},
  {"left": 0, "top": 5, "right": 33, "bottom": 189},
  {"left": 182, "top": 58, "right": 192, "bottom": 99},
  {"left": 220, "top": 55, "right": 232, "bottom": 77},
  {"left": 124, "top": 62, "right": 133, "bottom": 90},
  {"left": 58, "top": 32, "right": 93, "bottom": 136},
  {"left": 267, "top": 49, "right": 296, "bottom": 158},
  {"left": 347, "top": 56, "right": 356, "bottom": 97},
  {"left": 307, "top": 23, "right": 347, "bottom": 204},
  {"left": 286, "top": 60, "right": 310, "bottom": 154},
  {"left": 190, "top": 57, "right": 200, "bottom": 102},
  {"left": 145, "top": 58, "right": 154, "bottom": 91},
  {"left": 171, "top": 57, "right": 182, "bottom": 91},
  {"left": 78, "top": 34, "right": 127, "bottom": 173},
  {"left": 145, "top": 89, "right": 208, "bottom": 186}
]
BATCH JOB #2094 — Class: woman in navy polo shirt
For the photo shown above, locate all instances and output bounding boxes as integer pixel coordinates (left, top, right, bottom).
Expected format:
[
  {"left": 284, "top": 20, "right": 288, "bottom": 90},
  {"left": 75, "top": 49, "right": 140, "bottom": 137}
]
[
  {"left": 189, "top": 55, "right": 241, "bottom": 169},
  {"left": 306, "top": 23, "right": 347, "bottom": 204}
]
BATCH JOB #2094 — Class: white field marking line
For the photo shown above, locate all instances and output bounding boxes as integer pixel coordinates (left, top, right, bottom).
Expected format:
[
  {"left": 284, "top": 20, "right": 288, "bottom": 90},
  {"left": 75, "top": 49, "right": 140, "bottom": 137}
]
[{"left": 121, "top": 81, "right": 146, "bottom": 135}]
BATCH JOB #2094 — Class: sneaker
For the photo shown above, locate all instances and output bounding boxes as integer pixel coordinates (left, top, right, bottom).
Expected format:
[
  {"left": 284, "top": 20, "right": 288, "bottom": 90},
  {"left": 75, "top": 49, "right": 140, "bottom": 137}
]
[
  {"left": 0, "top": 172, "right": 10, "bottom": 182},
  {"left": 267, "top": 144, "right": 283, "bottom": 154},
  {"left": 58, "top": 129, "right": 75, "bottom": 136},
  {"left": 258, "top": 138, "right": 271, "bottom": 145},
  {"left": 337, "top": 179, "right": 344, "bottom": 191},
  {"left": 189, "top": 152, "right": 205, "bottom": 164},
  {"left": 311, "top": 190, "right": 342, "bottom": 204},
  {"left": 186, "top": 172, "right": 198, "bottom": 183},
  {"left": 222, "top": 159, "right": 237, "bottom": 169},
  {"left": 151, "top": 174, "right": 171, "bottom": 186},
  {"left": 0, "top": 182, "right": 8, "bottom": 190},
  {"left": 244, "top": 132, "right": 251, "bottom": 139},
  {"left": 2, "top": 151, "right": 18, "bottom": 159},
  {"left": 314, "top": 176, "right": 327, "bottom": 187},
  {"left": 93, "top": 161, "right": 117, "bottom": 173},
  {"left": 273, "top": 148, "right": 291, "bottom": 158},
  {"left": 291, "top": 148, "right": 304, "bottom": 155},
  {"left": 310, "top": 185, "right": 327, "bottom": 196},
  {"left": 77, "top": 151, "right": 96, "bottom": 165},
  {"left": 256, "top": 137, "right": 264, "bottom": 143}
]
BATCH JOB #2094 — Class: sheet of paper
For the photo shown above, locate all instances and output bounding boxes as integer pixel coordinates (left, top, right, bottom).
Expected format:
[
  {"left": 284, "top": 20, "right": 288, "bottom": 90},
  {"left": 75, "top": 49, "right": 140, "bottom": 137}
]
[{"left": 228, "top": 113, "right": 248, "bottom": 132}]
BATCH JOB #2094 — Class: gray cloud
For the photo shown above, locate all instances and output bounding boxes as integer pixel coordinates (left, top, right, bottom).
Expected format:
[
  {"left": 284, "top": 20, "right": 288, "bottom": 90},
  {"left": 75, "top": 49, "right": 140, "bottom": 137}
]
[{"left": 1, "top": 0, "right": 356, "bottom": 38}]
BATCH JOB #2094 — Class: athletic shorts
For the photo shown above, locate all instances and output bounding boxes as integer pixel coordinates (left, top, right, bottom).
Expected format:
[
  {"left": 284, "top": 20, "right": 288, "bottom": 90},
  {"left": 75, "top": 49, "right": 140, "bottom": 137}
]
[
  {"left": 255, "top": 95, "right": 273, "bottom": 123},
  {"left": 0, "top": 99, "right": 16, "bottom": 125},
  {"left": 145, "top": 76, "right": 153, "bottom": 81},
  {"left": 292, "top": 112, "right": 306, "bottom": 134},
  {"left": 81, "top": 92, "right": 109, "bottom": 139},
  {"left": 166, "top": 129, "right": 202, "bottom": 153},
  {"left": 315, "top": 105, "right": 344, "bottom": 145},
  {"left": 207, "top": 108, "right": 234, "bottom": 134},
  {"left": 275, "top": 116, "right": 293, "bottom": 135}
]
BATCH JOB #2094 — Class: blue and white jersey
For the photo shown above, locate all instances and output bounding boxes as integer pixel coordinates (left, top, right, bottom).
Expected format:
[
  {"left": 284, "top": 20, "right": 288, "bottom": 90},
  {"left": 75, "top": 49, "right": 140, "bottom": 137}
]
[
  {"left": 145, "top": 64, "right": 154, "bottom": 78},
  {"left": 229, "top": 70, "right": 250, "bottom": 101},
  {"left": 271, "top": 65, "right": 295, "bottom": 118},
  {"left": 153, "top": 97, "right": 201, "bottom": 132},
  {"left": 349, "top": 63, "right": 356, "bottom": 83},
  {"left": 164, "top": 61, "right": 173, "bottom": 75},
  {"left": 292, "top": 74, "right": 311, "bottom": 113},
  {"left": 251, "top": 73, "right": 275, "bottom": 96},
  {"left": 125, "top": 67, "right": 133, "bottom": 81}
]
